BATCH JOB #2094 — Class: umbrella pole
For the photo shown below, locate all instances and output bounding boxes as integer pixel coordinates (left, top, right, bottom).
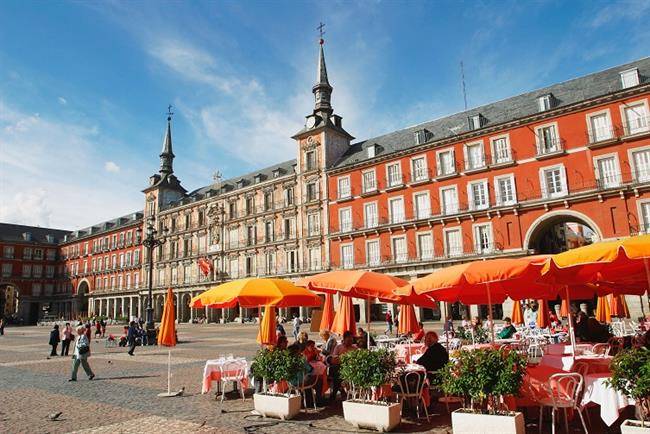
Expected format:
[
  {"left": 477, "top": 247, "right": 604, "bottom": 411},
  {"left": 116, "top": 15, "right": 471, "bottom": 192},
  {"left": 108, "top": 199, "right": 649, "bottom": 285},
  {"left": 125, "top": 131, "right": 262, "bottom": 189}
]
[
  {"left": 486, "top": 282, "right": 495, "bottom": 342},
  {"left": 167, "top": 348, "right": 171, "bottom": 395},
  {"left": 565, "top": 286, "right": 576, "bottom": 358},
  {"left": 366, "top": 297, "right": 370, "bottom": 349}
]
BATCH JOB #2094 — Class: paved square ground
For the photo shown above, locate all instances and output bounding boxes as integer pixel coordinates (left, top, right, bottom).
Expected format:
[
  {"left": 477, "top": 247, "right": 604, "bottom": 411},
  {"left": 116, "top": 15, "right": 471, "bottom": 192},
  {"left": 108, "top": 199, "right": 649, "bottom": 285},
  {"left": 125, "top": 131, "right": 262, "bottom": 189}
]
[{"left": 0, "top": 322, "right": 623, "bottom": 433}]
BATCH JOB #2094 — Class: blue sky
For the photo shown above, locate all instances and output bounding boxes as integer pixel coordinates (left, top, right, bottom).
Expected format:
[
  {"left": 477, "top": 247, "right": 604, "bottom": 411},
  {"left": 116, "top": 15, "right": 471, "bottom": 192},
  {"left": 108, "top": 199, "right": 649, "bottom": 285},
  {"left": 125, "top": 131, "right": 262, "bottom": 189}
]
[{"left": 1, "top": 0, "right": 649, "bottom": 229}]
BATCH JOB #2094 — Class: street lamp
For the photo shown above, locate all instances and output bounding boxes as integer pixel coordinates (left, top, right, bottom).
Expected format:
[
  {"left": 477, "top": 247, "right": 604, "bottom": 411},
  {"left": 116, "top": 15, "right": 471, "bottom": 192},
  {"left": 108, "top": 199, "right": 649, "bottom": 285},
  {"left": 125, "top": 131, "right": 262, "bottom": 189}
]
[{"left": 136, "top": 216, "right": 168, "bottom": 331}]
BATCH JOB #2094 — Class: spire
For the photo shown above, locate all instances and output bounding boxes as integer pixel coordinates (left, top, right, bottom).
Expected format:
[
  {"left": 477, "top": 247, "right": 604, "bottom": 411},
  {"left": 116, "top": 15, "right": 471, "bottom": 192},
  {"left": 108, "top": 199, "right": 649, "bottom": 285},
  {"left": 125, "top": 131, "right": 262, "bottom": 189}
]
[
  {"left": 159, "top": 105, "right": 175, "bottom": 175},
  {"left": 312, "top": 23, "right": 332, "bottom": 115}
]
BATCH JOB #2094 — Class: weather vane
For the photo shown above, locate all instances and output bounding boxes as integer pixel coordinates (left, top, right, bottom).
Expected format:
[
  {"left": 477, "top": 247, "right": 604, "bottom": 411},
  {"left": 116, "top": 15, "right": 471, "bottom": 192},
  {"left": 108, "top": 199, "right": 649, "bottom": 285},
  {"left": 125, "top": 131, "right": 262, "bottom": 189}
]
[
  {"left": 212, "top": 170, "right": 222, "bottom": 184},
  {"left": 317, "top": 22, "right": 325, "bottom": 45},
  {"left": 167, "top": 104, "right": 174, "bottom": 119}
]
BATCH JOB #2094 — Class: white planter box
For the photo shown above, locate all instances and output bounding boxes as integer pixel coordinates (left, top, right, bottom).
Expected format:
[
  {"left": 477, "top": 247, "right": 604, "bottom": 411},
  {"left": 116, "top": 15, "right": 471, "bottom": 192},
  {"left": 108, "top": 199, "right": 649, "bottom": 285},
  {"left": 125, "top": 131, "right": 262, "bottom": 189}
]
[
  {"left": 253, "top": 393, "right": 301, "bottom": 420},
  {"left": 621, "top": 419, "right": 650, "bottom": 434},
  {"left": 451, "top": 409, "right": 524, "bottom": 434},
  {"left": 342, "top": 400, "right": 402, "bottom": 432}
]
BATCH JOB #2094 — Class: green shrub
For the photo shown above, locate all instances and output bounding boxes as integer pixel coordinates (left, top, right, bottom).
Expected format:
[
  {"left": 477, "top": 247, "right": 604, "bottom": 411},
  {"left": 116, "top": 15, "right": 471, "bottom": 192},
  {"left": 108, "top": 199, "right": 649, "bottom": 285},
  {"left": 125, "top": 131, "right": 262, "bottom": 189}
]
[
  {"left": 438, "top": 348, "right": 527, "bottom": 412},
  {"left": 456, "top": 326, "right": 489, "bottom": 344},
  {"left": 340, "top": 348, "right": 396, "bottom": 402},
  {"left": 251, "top": 348, "right": 304, "bottom": 393},
  {"left": 606, "top": 347, "right": 650, "bottom": 426}
]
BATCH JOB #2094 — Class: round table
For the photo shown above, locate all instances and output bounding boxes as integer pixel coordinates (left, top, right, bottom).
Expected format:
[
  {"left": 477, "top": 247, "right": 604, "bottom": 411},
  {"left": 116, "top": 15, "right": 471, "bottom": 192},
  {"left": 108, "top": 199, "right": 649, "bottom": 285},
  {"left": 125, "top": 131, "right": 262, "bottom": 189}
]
[{"left": 581, "top": 372, "right": 635, "bottom": 426}]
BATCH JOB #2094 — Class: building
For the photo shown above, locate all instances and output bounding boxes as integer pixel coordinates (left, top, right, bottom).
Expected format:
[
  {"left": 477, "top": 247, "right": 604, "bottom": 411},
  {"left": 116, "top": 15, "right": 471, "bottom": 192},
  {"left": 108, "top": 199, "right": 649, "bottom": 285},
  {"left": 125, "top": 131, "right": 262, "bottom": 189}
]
[
  {"left": 0, "top": 224, "right": 71, "bottom": 323},
  {"left": 2, "top": 40, "right": 649, "bottom": 324}
]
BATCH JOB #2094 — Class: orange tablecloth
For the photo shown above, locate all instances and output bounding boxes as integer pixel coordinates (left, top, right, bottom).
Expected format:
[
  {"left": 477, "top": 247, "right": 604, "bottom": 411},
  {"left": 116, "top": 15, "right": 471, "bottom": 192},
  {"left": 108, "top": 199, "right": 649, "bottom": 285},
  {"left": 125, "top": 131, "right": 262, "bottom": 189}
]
[
  {"left": 394, "top": 343, "right": 425, "bottom": 363},
  {"left": 202, "top": 358, "right": 249, "bottom": 394}
]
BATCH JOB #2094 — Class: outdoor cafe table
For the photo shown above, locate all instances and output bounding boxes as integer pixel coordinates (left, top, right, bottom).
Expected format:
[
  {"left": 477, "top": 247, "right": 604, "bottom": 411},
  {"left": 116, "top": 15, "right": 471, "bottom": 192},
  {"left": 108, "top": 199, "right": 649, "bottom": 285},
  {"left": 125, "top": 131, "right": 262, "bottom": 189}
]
[
  {"left": 539, "top": 353, "right": 612, "bottom": 373},
  {"left": 581, "top": 372, "right": 635, "bottom": 426},
  {"left": 376, "top": 337, "right": 401, "bottom": 348},
  {"left": 202, "top": 357, "right": 249, "bottom": 394},
  {"left": 511, "top": 365, "right": 567, "bottom": 408},
  {"left": 373, "top": 363, "right": 430, "bottom": 407},
  {"left": 394, "top": 343, "right": 425, "bottom": 363},
  {"left": 309, "top": 359, "right": 329, "bottom": 395}
]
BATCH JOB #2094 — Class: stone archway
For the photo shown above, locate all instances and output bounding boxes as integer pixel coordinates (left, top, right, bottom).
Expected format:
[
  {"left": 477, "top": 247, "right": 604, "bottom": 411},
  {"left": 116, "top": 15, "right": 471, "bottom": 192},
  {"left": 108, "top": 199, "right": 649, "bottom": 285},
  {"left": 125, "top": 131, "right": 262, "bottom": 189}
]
[
  {"left": 154, "top": 295, "right": 164, "bottom": 321},
  {"left": 524, "top": 210, "right": 602, "bottom": 255},
  {"left": 0, "top": 283, "right": 18, "bottom": 320},
  {"left": 77, "top": 280, "right": 90, "bottom": 319},
  {"left": 181, "top": 293, "right": 191, "bottom": 323}
]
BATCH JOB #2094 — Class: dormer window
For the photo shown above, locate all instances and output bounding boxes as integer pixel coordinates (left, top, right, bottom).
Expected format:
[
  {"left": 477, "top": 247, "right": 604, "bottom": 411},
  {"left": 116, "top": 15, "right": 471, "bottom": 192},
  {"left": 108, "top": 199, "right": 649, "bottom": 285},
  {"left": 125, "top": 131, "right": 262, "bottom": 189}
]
[
  {"left": 468, "top": 114, "right": 486, "bottom": 130},
  {"left": 237, "top": 179, "right": 245, "bottom": 189},
  {"left": 367, "top": 144, "right": 377, "bottom": 159},
  {"left": 620, "top": 68, "right": 639, "bottom": 89},
  {"left": 22, "top": 232, "right": 32, "bottom": 241},
  {"left": 414, "top": 129, "right": 433, "bottom": 145},
  {"left": 46, "top": 235, "right": 54, "bottom": 243},
  {"left": 254, "top": 174, "right": 263, "bottom": 184},
  {"left": 538, "top": 94, "right": 555, "bottom": 112},
  {"left": 273, "top": 169, "right": 280, "bottom": 178}
]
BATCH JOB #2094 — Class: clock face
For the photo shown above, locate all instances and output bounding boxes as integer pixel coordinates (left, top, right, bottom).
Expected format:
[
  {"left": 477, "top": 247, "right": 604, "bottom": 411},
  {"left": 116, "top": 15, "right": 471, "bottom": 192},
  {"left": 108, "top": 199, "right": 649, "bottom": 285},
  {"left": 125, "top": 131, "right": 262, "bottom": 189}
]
[{"left": 306, "top": 116, "right": 317, "bottom": 129}]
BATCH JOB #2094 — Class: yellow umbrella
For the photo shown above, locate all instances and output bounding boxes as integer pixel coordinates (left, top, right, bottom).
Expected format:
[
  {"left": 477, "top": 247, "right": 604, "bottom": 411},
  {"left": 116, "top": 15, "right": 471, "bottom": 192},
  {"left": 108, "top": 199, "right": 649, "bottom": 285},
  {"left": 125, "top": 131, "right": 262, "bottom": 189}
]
[
  {"left": 595, "top": 295, "right": 612, "bottom": 323},
  {"left": 257, "top": 305, "right": 277, "bottom": 346}
]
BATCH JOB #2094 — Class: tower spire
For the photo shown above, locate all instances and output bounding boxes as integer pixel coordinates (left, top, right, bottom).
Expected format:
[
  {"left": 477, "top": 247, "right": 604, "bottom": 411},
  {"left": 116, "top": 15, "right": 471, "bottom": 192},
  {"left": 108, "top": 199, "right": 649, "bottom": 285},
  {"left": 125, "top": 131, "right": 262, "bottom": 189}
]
[
  {"left": 312, "top": 22, "right": 332, "bottom": 115},
  {"left": 159, "top": 105, "right": 175, "bottom": 175}
]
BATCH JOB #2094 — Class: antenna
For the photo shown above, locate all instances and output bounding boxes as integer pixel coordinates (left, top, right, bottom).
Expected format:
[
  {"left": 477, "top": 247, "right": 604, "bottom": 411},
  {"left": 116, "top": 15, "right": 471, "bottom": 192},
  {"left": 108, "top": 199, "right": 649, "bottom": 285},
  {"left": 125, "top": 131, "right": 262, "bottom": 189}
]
[{"left": 460, "top": 61, "right": 468, "bottom": 111}]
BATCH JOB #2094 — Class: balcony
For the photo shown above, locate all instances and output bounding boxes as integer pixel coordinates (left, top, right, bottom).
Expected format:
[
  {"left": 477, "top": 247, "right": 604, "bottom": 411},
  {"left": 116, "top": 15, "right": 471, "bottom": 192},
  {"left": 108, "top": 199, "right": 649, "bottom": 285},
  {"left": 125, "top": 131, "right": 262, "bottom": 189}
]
[
  {"left": 596, "top": 173, "right": 623, "bottom": 190},
  {"left": 409, "top": 168, "right": 431, "bottom": 185},
  {"left": 587, "top": 126, "right": 620, "bottom": 148},
  {"left": 385, "top": 174, "right": 404, "bottom": 191},
  {"left": 361, "top": 182, "right": 378, "bottom": 196},
  {"left": 491, "top": 149, "right": 516, "bottom": 167},
  {"left": 535, "top": 138, "right": 565, "bottom": 159},
  {"left": 435, "top": 162, "right": 460, "bottom": 180},
  {"left": 623, "top": 116, "right": 650, "bottom": 137},
  {"left": 463, "top": 155, "right": 489, "bottom": 174}
]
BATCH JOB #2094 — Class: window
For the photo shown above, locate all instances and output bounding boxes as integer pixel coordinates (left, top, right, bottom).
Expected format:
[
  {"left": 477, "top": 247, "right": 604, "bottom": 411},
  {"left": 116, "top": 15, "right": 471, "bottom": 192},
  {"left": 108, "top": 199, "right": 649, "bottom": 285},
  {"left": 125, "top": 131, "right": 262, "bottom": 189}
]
[
  {"left": 229, "top": 257, "right": 239, "bottom": 278},
  {"left": 111, "top": 276, "right": 116, "bottom": 288},
  {"left": 306, "top": 182, "right": 318, "bottom": 202},
  {"left": 341, "top": 244, "right": 354, "bottom": 269},
  {"left": 22, "top": 247, "right": 32, "bottom": 259},
  {"left": 246, "top": 225, "right": 256, "bottom": 246},
  {"left": 468, "top": 180, "right": 489, "bottom": 210},
  {"left": 286, "top": 250, "right": 298, "bottom": 273},
  {"left": 134, "top": 272, "right": 139, "bottom": 288},
  {"left": 623, "top": 103, "right": 649, "bottom": 135},
  {"left": 228, "top": 228, "right": 239, "bottom": 248},
  {"left": 414, "top": 192, "right": 430, "bottom": 219},
  {"left": 338, "top": 176, "right": 351, "bottom": 199},
  {"left": 364, "top": 202, "right": 378, "bottom": 228},
  {"left": 540, "top": 165, "right": 568, "bottom": 198},
  {"left": 170, "top": 267, "right": 178, "bottom": 284},
  {"left": 640, "top": 201, "right": 650, "bottom": 233},
  {"left": 284, "top": 187, "right": 294, "bottom": 206},
  {"left": 104, "top": 256, "right": 109, "bottom": 270},
  {"left": 34, "top": 248, "right": 43, "bottom": 260},
  {"left": 411, "top": 156, "right": 428, "bottom": 182},
  {"left": 491, "top": 136, "right": 511, "bottom": 164},
  {"left": 464, "top": 142, "right": 485, "bottom": 170},
  {"left": 33, "top": 265, "right": 42, "bottom": 278},
  {"left": 366, "top": 240, "right": 380, "bottom": 266},
  {"left": 134, "top": 250, "right": 140, "bottom": 265},
  {"left": 388, "top": 197, "right": 405, "bottom": 223},
  {"left": 265, "top": 252, "right": 275, "bottom": 274},
  {"left": 588, "top": 112, "right": 613, "bottom": 142},
  {"left": 538, "top": 94, "right": 553, "bottom": 112},
  {"left": 620, "top": 69, "right": 639, "bottom": 89},
  {"left": 386, "top": 163, "right": 402, "bottom": 187},
  {"left": 46, "top": 249, "right": 56, "bottom": 260},
  {"left": 305, "top": 150, "right": 316, "bottom": 171},
  {"left": 594, "top": 155, "right": 620, "bottom": 188},
  {"left": 440, "top": 186, "right": 459, "bottom": 215},
  {"left": 283, "top": 218, "right": 295, "bottom": 239},
  {"left": 474, "top": 224, "right": 493, "bottom": 253},
  {"left": 265, "top": 220, "right": 274, "bottom": 242},
  {"left": 339, "top": 208, "right": 352, "bottom": 232},
  {"left": 1, "top": 264, "right": 12, "bottom": 277},
  {"left": 228, "top": 202, "right": 237, "bottom": 219},
  {"left": 245, "top": 196, "right": 255, "bottom": 215},
  {"left": 32, "top": 283, "right": 41, "bottom": 296},
  {"left": 495, "top": 175, "right": 516, "bottom": 206},
  {"left": 309, "top": 247, "right": 321, "bottom": 271},
  {"left": 126, "top": 274, "right": 131, "bottom": 288},
  {"left": 417, "top": 232, "right": 433, "bottom": 260},
  {"left": 362, "top": 170, "right": 376, "bottom": 193},
  {"left": 631, "top": 148, "right": 650, "bottom": 182},
  {"left": 536, "top": 124, "right": 560, "bottom": 155},
  {"left": 414, "top": 129, "right": 432, "bottom": 145},
  {"left": 392, "top": 237, "right": 407, "bottom": 263},
  {"left": 307, "top": 214, "right": 320, "bottom": 236},
  {"left": 245, "top": 256, "right": 255, "bottom": 276},
  {"left": 3, "top": 246, "right": 14, "bottom": 259},
  {"left": 264, "top": 191, "right": 273, "bottom": 210},
  {"left": 22, "top": 264, "right": 31, "bottom": 277},
  {"left": 367, "top": 144, "right": 376, "bottom": 159},
  {"left": 469, "top": 114, "right": 485, "bottom": 130},
  {"left": 444, "top": 228, "right": 463, "bottom": 257},
  {"left": 436, "top": 149, "right": 456, "bottom": 176}
]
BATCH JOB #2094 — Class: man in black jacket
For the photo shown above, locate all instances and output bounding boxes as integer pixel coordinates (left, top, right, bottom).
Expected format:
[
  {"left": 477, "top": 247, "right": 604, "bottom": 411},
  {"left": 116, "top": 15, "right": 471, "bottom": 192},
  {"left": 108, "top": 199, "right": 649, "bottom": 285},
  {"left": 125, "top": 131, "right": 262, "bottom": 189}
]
[
  {"left": 416, "top": 331, "right": 449, "bottom": 375},
  {"left": 49, "top": 324, "right": 60, "bottom": 356}
]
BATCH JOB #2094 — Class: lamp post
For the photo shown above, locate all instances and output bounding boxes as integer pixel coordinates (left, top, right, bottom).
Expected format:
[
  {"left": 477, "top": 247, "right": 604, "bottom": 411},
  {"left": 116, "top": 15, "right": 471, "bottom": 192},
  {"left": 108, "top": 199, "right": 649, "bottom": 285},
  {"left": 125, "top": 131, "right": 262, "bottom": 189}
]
[{"left": 136, "top": 217, "right": 168, "bottom": 331}]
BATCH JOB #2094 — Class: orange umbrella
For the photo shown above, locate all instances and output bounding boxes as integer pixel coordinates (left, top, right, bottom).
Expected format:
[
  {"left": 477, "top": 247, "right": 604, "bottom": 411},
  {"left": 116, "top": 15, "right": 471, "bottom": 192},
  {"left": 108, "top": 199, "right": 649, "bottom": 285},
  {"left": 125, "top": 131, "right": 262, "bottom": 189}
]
[
  {"left": 610, "top": 294, "right": 628, "bottom": 318},
  {"left": 595, "top": 295, "right": 612, "bottom": 323},
  {"left": 157, "top": 287, "right": 179, "bottom": 397},
  {"left": 298, "top": 270, "right": 408, "bottom": 302},
  {"left": 511, "top": 300, "right": 524, "bottom": 325},
  {"left": 257, "top": 305, "right": 278, "bottom": 346},
  {"left": 331, "top": 295, "right": 356, "bottom": 336},
  {"left": 319, "top": 293, "right": 335, "bottom": 332},
  {"left": 398, "top": 304, "right": 419, "bottom": 335},
  {"left": 536, "top": 300, "right": 550, "bottom": 328},
  {"left": 560, "top": 299, "right": 570, "bottom": 318}
]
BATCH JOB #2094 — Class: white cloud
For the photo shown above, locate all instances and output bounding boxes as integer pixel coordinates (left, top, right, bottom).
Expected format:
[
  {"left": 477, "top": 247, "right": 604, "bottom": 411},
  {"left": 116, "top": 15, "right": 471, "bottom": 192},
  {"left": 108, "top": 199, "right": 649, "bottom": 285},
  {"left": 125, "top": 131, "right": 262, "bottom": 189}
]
[
  {"left": 104, "top": 161, "right": 120, "bottom": 173},
  {"left": 589, "top": 0, "right": 650, "bottom": 28},
  {"left": 0, "top": 189, "right": 53, "bottom": 228},
  {"left": 58, "top": 96, "right": 67, "bottom": 105}
]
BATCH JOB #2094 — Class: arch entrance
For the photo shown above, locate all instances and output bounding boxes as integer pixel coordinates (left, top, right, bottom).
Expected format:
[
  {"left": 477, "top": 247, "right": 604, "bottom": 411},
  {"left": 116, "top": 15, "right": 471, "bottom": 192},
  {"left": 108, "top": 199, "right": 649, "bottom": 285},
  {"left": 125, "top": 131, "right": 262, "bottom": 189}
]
[
  {"left": 525, "top": 211, "right": 601, "bottom": 255},
  {"left": 77, "top": 280, "right": 90, "bottom": 318}
]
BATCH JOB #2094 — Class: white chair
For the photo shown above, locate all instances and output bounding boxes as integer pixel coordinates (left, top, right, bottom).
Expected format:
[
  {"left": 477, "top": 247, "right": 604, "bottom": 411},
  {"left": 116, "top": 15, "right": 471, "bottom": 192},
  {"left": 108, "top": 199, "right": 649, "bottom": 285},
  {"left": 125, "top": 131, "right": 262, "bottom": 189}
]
[
  {"left": 538, "top": 373, "right": 589, "bottom": 434},
  {"left": 397, "top": 371, "right": 430, "bottom": 421},
  {"left": 591, "top": 343, "right": 610, "bottom": 356},
  {"left": 293, "top": 374, "right": 319, "bottom": 412},
  {"left": 218, "top": 361, "right": 246, "bottom": 403}
]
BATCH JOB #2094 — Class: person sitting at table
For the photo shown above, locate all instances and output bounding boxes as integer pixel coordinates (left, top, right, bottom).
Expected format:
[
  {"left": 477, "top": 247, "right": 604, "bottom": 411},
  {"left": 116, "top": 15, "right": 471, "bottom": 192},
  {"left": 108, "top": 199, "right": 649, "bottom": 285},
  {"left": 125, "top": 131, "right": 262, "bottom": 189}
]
[
  {"left": 296, "top": 331, "right": 309, "bottom": 350},
  {"left": 328, "top": 331, "right": 358, "bottom": 403},
  {"left": 470, "top": 316, "right": 482, "bottom": 329},
  {"left": 574, "top": 311, "right": 589, "bottom": 342},
  {"left": 356, "top": 327, "right": 375, "bottom": 349},
  {"left": 523, "top": 302, "right": 537, "bottom": 327},
  {"left": 497, "top": 317, "right": 517, "bottom": 339},
  {"left": 443, "top": 316, "right": 454, "bottom": 336},
  {"left": 303, "top": 340, "right": 319, "bottom": 362},
  {"left": 276, "top": 323, "right": 286, "bottom": 339},
  {"left": 319, "top": 330, "right": 337, "bottom": 356},
  {"left": 416, "top": 331, "right": 449, "bottom": 377},
  {"left": 288, "top": 344, "right": 323, "bottom": 407},
  {"left": 275, "top": 335, "right": 288, "bottom": 351},
  {"left": 413, "top": 322, "right": 425, "bottom": 342}
]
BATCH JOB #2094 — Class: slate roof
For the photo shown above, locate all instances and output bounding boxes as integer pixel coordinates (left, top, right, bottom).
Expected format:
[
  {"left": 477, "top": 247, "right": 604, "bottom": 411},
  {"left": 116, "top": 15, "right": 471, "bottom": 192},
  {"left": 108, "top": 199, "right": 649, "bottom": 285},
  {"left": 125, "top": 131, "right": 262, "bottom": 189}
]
[
  {"left": 332, "top": 56, "right": 650, "bottom": 169},
  {"left": 60, "top": 211, "right": 144, "bottom": 244},
  {"left": 0, "top": 223, "right": 71, "bottom": 245}
]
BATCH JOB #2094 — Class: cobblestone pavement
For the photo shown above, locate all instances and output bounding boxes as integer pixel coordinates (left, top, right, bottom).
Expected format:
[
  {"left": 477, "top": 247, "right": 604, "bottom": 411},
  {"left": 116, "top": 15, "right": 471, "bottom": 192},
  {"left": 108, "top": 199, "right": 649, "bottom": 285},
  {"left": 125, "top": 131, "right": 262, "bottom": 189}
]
[{"left": 0, "top": 322, "right": 621, "bottom": 433}]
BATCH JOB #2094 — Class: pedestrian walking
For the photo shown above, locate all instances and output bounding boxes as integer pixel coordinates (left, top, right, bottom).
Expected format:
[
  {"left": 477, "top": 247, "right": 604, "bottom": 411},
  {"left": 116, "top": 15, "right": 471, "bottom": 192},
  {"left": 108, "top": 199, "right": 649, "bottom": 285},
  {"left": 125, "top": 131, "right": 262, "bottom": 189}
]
[
  {"left": 0, "top": 317, "right": 5, "bottom": 336},
  {"left": 49, "top": 324, "right": 61, "bottom": 356},
  {"left": 60, "top": 322, "right": 74, "bottom": 356},
  {"left": 69, "top": 326, "right": 95, "bottom": 381},
  {"left": 84, "top": 322, "right": 92, "bottom": 342},
  {"left": 385, "top": 311, "right": 393, "bottom": 335},
  {"left": 100, "top": 318, "right": 106, "bottom": 338},
  {"left": 127, "top": 321, "right": 137, "bottom": 356},
  {"left": 292, "top": 314, "right": 301, "bottom": 340}
]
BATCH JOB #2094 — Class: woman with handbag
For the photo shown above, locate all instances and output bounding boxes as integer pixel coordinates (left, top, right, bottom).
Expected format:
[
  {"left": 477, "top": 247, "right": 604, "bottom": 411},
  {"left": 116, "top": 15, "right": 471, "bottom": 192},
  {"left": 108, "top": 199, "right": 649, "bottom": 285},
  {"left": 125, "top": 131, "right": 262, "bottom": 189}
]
[{"left": 69, "top": 326, "right": 95, "bottom": 381}]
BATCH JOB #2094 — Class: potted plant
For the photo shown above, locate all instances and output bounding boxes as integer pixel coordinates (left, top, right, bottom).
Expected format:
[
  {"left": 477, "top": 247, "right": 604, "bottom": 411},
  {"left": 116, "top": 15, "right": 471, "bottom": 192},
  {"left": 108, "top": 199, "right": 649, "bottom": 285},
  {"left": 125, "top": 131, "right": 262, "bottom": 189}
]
[
  {"left": 339, "top": 348, "right": 402, "bottom": 432},
  {"left": 606, "top": 347, "right": 650, "bottom": 433},
  {"left": 251, "top": 348, "right": 304, "bottom": 420},
  {"left": 438, "top": 348, "right": 527, "bottom": 434}
]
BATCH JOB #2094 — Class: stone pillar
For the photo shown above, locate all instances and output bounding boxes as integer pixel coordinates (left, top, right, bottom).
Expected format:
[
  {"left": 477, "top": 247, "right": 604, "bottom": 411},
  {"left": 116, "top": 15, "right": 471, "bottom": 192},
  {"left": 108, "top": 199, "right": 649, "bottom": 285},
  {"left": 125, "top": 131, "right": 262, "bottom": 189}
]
[
  {"left": 137, "top": 296, "right": 142, "bottom": 319},
  {"left": 120, "top": 297, "right": 125, "bottom": 318},
  {"left": 190, "top": 295, "right": 195, "bottom": 322},
  {"left": 113, "top": 298, "right": 117, "bottom": 319},
  {"left": 470, "top": 305, "right": 479, "bottom": 319},
  {"left": 358, "top": 300, "right": 367, "bottom": 324},
  {"left": 501, "top": 299, "right": 514, "bottom": 321},
  {"left": 176, "top": 294, "right": 181, "bottom": 323},
  {"left": 205, "top": 306, "right": 209, "bottom": 323}
]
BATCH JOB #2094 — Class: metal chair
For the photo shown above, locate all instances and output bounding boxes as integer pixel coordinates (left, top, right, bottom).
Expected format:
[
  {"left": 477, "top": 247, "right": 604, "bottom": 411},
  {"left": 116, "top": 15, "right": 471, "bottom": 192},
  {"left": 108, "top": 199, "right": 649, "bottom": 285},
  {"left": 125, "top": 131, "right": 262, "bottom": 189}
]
[
  {"left": 293, "top": 374, "right": 319, "bottom": 412},
  {"left": 397, "top": 371, "right": 430, "bottom": 421},
  {"left": 218, "top": 361, "right": 246, "bottom": 403},
  {"left": 591, "top": 343, "right": 610, "bottom": 356},
  {"left": 538, "top": 373, "right": 589, "bottom": 434}
]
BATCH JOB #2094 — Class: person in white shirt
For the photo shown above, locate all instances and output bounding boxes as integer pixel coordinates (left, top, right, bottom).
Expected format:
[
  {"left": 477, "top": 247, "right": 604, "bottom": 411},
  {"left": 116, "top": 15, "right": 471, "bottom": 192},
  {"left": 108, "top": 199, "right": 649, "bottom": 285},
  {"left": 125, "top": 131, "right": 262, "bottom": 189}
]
[
  {"left": 69, "top": 326, "right": 95, "bottom": 381},
  {"left": 292, "top": 315, "right": 301, "bottom": 340}
]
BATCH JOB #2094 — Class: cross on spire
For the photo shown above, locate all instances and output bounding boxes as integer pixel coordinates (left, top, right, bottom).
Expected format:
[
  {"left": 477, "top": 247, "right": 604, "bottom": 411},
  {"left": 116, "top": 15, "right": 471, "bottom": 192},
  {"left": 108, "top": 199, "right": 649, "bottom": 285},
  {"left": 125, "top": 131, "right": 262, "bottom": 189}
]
[
  {"left": 317, "top": 22, "right": 325, "bottom": 45},
  {"left": 167, "top": 104, "right": 174, "bottom": 120}
]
